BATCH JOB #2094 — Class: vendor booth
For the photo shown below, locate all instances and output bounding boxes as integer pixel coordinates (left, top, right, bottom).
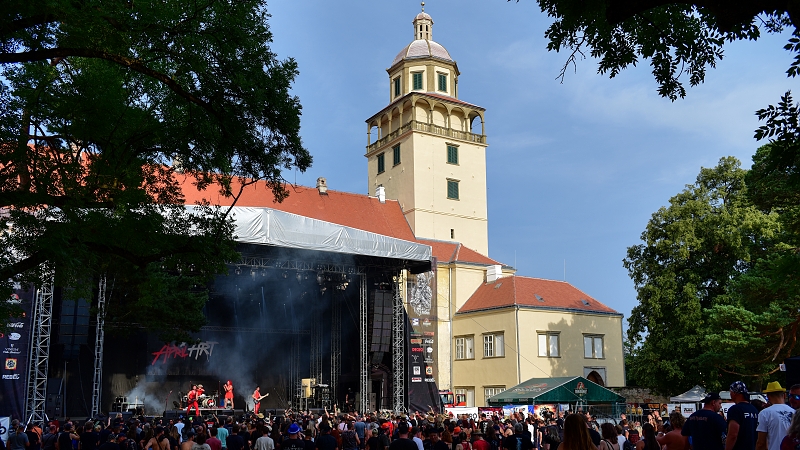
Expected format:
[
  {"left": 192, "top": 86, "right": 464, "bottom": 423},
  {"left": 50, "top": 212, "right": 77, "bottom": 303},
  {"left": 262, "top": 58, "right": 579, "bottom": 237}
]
[
  {"left": 667, "top": 385, "right": 707, "bottom": 418},
  {"left": 487, "top": 376, "right": 626, "bottom": 420}
]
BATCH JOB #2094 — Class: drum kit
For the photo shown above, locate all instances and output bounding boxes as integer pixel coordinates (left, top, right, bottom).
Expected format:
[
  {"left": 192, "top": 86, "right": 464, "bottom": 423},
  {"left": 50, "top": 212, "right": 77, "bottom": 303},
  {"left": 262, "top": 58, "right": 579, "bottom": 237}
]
[{"left": 180, "top": 391, "right": 221, "bottom": 408}]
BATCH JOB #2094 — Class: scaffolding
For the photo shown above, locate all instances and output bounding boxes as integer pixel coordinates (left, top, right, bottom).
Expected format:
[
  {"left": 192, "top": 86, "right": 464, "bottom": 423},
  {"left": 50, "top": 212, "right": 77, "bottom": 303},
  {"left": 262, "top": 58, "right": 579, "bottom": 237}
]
[
  {"left": 90, "top": 276, "right": 107, "bottom": 417},
  {"left": 309, "top": 297, "right": 323, "bottom": 394},
  {"left": 330, "top": 290, "right": 341, "bottom": 405},
  {"left": 392, "top": 277, "right": 406, "bottom": 413},
  {"left": 359, "top": 275, "right": 368, "bottom": 413},
  {"left": 25, "top": 278, "right": 54, "bottom": 424}
]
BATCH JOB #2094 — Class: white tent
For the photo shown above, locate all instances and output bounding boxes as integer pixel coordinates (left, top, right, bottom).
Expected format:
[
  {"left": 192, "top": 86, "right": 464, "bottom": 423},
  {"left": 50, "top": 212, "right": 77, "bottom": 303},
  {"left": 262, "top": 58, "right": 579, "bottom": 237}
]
[{"left": 669, "top": 385, "right": 707, "bottom": 402}]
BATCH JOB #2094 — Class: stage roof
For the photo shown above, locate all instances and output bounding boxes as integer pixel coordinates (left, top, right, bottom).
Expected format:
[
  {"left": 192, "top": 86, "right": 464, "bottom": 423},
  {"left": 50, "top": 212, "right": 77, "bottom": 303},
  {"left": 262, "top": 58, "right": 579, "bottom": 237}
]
[{"left": 190, "top": 206, "right": 432, "bottom": 269}]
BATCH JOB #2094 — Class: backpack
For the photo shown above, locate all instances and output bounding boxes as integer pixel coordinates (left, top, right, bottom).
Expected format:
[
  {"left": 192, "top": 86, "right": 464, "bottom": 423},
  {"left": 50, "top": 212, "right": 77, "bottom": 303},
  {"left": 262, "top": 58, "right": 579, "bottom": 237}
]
[{"left": 622, "top": 440, "right": 635, "bottom": 450}]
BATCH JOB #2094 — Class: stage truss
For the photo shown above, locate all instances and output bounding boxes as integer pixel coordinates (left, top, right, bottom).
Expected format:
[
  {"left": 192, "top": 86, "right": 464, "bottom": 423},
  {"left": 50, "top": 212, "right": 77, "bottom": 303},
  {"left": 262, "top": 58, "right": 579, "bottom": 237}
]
[
  {"left": 392, "top": 277, "right": 406, "bottom": 413},
  {"left": 91, "top": 276, "right": 107, "bottom": 417},
  {"left": 26, "top": 278, "right": 54, "bottom": 424},
  {"left": 359, "top": 275, "right": 369, "bottom": 412}
]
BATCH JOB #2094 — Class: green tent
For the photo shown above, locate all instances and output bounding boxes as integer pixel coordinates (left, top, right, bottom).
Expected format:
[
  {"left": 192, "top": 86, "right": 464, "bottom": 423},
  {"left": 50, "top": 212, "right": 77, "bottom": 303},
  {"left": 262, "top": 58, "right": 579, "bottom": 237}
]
[{"left": 487, "top": 376, "right": 625, "bottom": 405}]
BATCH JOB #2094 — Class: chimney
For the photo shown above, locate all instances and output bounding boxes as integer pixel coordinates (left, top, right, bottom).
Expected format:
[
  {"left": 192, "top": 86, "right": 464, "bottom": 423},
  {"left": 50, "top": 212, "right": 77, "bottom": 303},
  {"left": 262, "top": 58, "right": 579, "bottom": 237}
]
[
  {"left": 376, "top": 185, "right": 386, "bottom": 203},
  {"left": 486, "top": 265, "right": 502, "bottom": 283},
  {"left": 316, "top": 177, "right": 328, "bottom": 195}
]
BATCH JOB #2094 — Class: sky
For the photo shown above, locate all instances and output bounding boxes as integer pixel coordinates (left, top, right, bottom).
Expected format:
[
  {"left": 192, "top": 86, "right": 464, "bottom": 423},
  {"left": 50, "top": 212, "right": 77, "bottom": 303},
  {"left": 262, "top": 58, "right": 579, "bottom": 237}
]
[{"left": 262, "top": 0, "right": 800, "bottom": 326}]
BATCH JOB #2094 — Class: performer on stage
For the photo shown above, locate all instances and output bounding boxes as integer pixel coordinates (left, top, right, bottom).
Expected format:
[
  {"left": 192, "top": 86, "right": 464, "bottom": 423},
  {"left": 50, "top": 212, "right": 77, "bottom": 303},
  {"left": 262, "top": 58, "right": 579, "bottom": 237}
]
[
  {"left": 224, "top": 380, "right": 234, "bottom": 409},
  {"left": 186, "top": 384, "right": 200, "bottom": 416},
  {"left": 252, "top": 386, "right": 262, "bottom": 414}
]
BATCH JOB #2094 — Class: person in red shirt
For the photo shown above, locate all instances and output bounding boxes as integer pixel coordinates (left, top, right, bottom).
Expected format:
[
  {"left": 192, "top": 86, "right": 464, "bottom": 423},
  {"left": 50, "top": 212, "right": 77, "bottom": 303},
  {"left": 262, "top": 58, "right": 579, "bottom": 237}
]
[
  {"left": 187, "top": 385, "right": 200, "bottom": 416},
  {"left": 472, "top": 431, "right": 490, "bottom": 450},
  {"left": 224, "top": 381, "right": 234, "bottom": 409}
]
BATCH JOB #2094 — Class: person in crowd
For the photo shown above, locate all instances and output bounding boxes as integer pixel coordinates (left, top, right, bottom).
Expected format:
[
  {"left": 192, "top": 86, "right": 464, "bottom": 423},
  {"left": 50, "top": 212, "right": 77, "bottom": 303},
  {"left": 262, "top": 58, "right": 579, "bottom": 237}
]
[
  {"left": 789, "top": 385, "right": 800, "bottom": 411},
  {"left": 181, "top": 429, "right": 197, "bottom": 450},
  {"left": 635, "top": 424, "right": 658, "bottom": 450},
  {"left": 192, "top": 433, "right": 211, "bottom": 450},
  {"left": 502, "top": 424, "right": 532, "bottom": 450},
  {"left": 8, "top": 420, "right": 30, "bottom": 450},
  {"left": 597, "top": 424, "right": 618, "bottom": 450},
  {"left": 757, "top": 382, "right": 795, "bottom": 450},
  {"left": 558, "top": 415, "right": 594, "bottom": 450},
  {"left": 42, "top": 425, "right": 58, "bottom": 450},
  {"left": 316, "top": 424, "right": 338, "bottom": 450},
  {"left": 341, "top": 422, "right": 360, "bottom": 450},
  {"left": 779, "top": 410, "right": 800, "bottom": 450},
  {"left": 26, "top": 424, "right": 42, "bottom": 450},
  {"left": 283, "top": 424, "right": 307, "bottom": 450},
  {"left": 614, "top": 426, "right": 626, "bottom": 450},
  {"left": 655, "top": 412, "right": 687, "bottom": 450},
  {"left": 145, "top": 427, "right": 171, "bottom": 450},
  {"left": 206, "top": 429, "right": 222, "bottom": 450},
  {"left": 682, "top": 392, "right": 727, "bottom": 450},
  {"left": 726, "top": 381, "right": 759, "bottom": 450},
  {"left": 388, "top": 423, "right": 417, "bottom": 450}
]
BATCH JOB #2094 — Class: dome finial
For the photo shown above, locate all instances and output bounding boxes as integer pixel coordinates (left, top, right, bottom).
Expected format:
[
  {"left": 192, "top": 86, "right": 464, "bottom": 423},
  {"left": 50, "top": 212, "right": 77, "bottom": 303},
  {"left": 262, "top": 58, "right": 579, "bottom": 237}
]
[{"left": 421, "top": 1, "right": 425, "bottom": 12}]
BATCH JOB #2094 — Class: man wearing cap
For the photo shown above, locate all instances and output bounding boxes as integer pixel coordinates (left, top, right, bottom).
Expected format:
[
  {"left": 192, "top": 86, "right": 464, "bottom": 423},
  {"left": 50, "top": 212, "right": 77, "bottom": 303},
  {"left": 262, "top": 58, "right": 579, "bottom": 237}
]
[
  {"left": 284, "top": 424, "right": 306, "bottom": 450},
  {"left": 726, "top": 381, "right": 759, "bottom": 450},
  {"left": 681, "top": 392, "right": 727, "bottom": 450},
  {"left": 756, "top": 381, "right": 794, "bottom": 450}
]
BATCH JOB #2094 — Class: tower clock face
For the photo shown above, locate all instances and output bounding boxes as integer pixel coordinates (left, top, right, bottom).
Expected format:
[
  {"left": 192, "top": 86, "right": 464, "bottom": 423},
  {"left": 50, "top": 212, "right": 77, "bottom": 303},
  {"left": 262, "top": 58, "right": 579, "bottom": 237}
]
[{"left": 409, "top": 271, "right": 433, "bottom": 315}]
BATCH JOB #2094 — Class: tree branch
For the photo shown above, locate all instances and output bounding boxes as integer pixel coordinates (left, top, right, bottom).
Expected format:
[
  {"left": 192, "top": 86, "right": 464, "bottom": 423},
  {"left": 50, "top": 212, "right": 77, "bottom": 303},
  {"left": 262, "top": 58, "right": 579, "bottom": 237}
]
[{"left": 0, "top": 48, "right": 220, "bottom": 120}]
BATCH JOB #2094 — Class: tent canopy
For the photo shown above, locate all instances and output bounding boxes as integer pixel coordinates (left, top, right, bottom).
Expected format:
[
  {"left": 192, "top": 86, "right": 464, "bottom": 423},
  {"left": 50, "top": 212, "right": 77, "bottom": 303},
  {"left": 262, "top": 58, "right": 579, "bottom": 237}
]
[
  {"left": 487, "top": 376, "right": 625, "bottom": 405},
  {"left": 669, "top": 385, "right": 707, "bottom": 403}
]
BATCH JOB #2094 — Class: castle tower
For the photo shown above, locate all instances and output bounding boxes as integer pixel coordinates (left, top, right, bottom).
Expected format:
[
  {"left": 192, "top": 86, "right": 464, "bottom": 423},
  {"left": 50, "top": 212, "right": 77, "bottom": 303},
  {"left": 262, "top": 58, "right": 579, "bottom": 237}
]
[{"left": 365, "top": 4, "right": 489, "bottom": 255}]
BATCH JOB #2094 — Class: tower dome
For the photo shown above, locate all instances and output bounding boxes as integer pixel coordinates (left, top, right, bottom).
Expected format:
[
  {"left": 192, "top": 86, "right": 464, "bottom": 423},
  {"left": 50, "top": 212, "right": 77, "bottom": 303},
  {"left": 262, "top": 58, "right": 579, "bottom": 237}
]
[{"left": 390, "top": 3, "right": 453, "bottom": 68}]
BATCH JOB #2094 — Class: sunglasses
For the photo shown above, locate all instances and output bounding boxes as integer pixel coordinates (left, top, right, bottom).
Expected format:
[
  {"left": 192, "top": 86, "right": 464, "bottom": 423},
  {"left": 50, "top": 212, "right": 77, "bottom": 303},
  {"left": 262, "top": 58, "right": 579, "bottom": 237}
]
[{"left": 789, "top": 394, "right": 800, "bottom": 401}]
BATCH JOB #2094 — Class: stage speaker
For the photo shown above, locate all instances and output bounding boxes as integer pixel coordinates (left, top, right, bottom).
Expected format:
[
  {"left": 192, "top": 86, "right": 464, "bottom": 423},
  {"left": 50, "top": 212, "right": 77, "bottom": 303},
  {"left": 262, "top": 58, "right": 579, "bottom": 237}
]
[
  {"left": 45, "top": 394, "right": 63, "bottom": 418},
  {"left": 785, "top": 356, "right": 800, "bottom": 388},
  {"left": 371, "top": 290, "right": 392, "bottom": 354},
  {"left": 59, "top": 297, "right": 91, "bottom": 359}
]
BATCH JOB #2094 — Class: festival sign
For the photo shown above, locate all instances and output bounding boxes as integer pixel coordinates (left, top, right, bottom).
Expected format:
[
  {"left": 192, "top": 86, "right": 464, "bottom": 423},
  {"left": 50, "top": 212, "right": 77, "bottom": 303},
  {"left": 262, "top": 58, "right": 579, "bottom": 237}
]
[
  {"left": 446, "top": 406, "right": 479, "bottom": 420},
  {"left": 0, "top": 288, "right": 34, "bottom": 419}
]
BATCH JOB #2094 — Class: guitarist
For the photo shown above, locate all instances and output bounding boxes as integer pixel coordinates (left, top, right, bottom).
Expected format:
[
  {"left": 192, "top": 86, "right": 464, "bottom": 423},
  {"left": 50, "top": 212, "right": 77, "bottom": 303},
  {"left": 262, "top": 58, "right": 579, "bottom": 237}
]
[{"left": 252, "top": 386, "right": 268, "bottom": 414}]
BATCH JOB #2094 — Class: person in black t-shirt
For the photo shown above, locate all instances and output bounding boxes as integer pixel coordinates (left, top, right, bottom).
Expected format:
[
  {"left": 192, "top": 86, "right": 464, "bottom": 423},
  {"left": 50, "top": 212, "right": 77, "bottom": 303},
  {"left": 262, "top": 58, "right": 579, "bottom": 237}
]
[
  {"left": 726, "top": 381, "right": 759, "bottom": 450},
  {"left": 388, "top": 423, "right": 417, "bottom": 450},
  {"left": 316, "top": 424, "right": 338, "bottom": 450},
  {"left": 681, "top": 393, "right": 727, "bottom": 450},
  {"left": 283, "top": 424, "right": 306, "bottom": 450},
  {"left": 226, "top": 425, "right": 246, "bottom": 450},
  {"left": 502, "top": 424, "right": 532, "bottom": 450}
]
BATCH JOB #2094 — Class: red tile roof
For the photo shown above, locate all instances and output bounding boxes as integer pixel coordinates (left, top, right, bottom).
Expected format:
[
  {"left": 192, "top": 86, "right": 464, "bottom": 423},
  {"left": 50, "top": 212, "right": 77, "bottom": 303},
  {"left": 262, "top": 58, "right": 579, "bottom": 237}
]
[
  {"left": 416, "top": 238, "right": 503, "bottom": 266},
  {"left": 457, "top": 276, "right": 620, "bottom": 315},
  {"left": 177, "top": 176, "right": 417, "bottom": 241}
]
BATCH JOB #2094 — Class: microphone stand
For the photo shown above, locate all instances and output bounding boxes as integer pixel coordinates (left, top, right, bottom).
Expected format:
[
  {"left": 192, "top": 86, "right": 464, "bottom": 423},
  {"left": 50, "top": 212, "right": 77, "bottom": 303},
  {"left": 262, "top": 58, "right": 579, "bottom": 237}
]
[{"left": 164, "top": 390, "right": 173, "bottom": 418}]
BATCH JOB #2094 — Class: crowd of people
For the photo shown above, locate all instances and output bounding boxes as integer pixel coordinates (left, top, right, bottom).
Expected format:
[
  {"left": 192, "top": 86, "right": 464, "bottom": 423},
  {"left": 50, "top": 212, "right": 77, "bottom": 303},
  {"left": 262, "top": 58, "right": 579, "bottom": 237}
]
[{"left": 5, "top": 379, "right": 800, "bottom": 450}]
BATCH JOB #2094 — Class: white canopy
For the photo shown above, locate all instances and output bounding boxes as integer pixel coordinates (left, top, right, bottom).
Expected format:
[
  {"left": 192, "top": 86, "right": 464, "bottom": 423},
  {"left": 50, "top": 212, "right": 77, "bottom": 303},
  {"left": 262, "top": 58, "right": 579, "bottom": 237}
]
[
  {"left": 189, "top": 206, "right": 432, "bottom": 262},
  {"left": 669, "top": 385, "right": 707, "bottom": 402}
]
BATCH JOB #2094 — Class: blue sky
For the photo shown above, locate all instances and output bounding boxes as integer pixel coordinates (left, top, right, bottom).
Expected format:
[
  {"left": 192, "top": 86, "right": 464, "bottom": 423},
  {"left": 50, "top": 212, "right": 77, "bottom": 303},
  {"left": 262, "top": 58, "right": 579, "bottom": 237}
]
[{"left": 264, "top": 1, "right": 800, "bottom": 324}]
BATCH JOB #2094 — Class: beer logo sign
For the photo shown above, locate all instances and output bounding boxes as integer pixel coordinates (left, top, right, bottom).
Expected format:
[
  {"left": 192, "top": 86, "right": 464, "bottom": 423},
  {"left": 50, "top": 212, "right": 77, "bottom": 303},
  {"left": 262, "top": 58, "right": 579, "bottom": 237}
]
[
  {"left": 5, "top": 358, "right": 18, "bottom": 370},
  {"left": 574, "top": 381, "right": 588, "bottom": 396}
]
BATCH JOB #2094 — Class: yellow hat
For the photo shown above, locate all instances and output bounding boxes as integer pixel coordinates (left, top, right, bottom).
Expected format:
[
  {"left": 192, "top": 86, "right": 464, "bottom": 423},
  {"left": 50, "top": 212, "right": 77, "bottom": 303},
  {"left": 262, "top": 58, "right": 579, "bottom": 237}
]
[{"left": 763, "top": 381, "right": 786, "bottom": 393}]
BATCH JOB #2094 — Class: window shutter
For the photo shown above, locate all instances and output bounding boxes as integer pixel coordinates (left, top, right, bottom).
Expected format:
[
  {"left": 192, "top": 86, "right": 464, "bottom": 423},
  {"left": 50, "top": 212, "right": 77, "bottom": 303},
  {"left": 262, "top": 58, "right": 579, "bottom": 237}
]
[
  {"left": 377, "top": 153, "right": 385, "bottom": 173},
  {"left": 447, "top": 180, "right": 459, "bottom": 199}
]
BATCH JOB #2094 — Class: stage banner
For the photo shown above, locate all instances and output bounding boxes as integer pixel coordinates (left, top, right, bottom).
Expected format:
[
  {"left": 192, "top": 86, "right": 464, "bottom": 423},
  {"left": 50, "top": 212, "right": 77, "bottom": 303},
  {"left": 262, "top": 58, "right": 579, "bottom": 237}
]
[
  {"left": 446, "top": 406, "right": 479, "bottom": 420},
  {"left": 0, "top": 288, "right": 34, "bottom": 420},
  {"left": 478, "top": 407, "right": 503, "bottom": 418},
  {"left": 406, "top": 270, "right": 439, "bottom": 412}
]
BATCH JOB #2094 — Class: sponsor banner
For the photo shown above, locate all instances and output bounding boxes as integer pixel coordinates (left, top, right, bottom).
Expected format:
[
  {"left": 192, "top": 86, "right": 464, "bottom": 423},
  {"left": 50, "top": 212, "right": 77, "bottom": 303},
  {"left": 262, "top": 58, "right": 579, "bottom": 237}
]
[
  {"left": 446, "top": 406, "right": 479, "bottom": 420},
  {"left": 534, "top": 404, "right": 557, "bottom": 418},
  {"left": 479, "top": 407, "right": 503, "bottom": 417},
  {"left": 406, "top": 271, "right": 439, "bottom": 411},
  {"left": 721, "top": 403, "right": 736, "bottom": 415},
  {"left": 681, "top": 403, "right": 697, "bottom": 417},
  {"left": 1, "top": 416, "right": 9, "bottom": 444},
  {"left": 0, "top": 289, "right": 34, "bottom": 419}
]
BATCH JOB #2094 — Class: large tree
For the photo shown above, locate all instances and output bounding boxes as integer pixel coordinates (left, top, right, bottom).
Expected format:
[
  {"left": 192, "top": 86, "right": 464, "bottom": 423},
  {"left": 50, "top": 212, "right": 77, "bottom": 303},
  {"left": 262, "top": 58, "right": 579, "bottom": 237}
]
[
  {"left": 0, "top": 0, "right": 311, "bottom": 337},
  {"left": 624, "top": 157, "right": 782, "bottom": 393},
  {"left": 531, "top": 0, "right": 799, "bottom": 99}
]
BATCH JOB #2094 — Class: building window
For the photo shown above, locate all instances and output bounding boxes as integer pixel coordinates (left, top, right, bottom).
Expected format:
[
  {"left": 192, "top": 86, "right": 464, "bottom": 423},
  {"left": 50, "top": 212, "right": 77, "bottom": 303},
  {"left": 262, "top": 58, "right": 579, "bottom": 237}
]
[
  {"left": 447, "top": 145, "right": 458, "bottom": 164},
  {"left": 455, "top": 336, "right": 474, "bottom": 360},
  {"left": 412, "top": 72, "right": 423, "bottom": 90},
  {"left": 377, "top": 153, "right": 385, "bottom": 174},
  {"left": 538, "top": 332, "right": 560, "bottom": 357},
  {"left": 447, "top": 179, "right": 459, "bottom": 200},
  {"left": 394, "top": 76, "right": 401, "bottom": 97},
  {"left": 393, "top": 144, "right": 401, "bottom": 166},
  {"left": 483, "top": 333, "right": 504, "bottom": 358},
  {"left": 454, "top": 388, "right": 475, "bottom": 407},
  {"left": 484, "top": 386, "right": 505, "bottom": 405},
  {"left": 438, "top": 73, "right": 447, "bottom": 92},
  {"left": 584, "top": 335, "right": 604, "bottom": 359},
  {"left": 450, "top": 229, "right": 455, "bottom": 239}
]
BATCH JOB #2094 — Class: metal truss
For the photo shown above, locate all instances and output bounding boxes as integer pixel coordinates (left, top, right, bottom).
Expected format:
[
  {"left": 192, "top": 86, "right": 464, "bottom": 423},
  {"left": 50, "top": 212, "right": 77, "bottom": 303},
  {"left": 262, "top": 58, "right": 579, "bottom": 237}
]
[
  {"left": 392, "top": 276, "right": 406, "bottom": 413},
  {"left": 237, "top": 256, "right": 365, "bottom": 275},
  {"left": 26, "top": 278, "right": 54, "bottom": 424},
  {"left": 359, "top": 275, "right": 368, "bottom": 413},
  {"left": 309, "top": 297, "right": 323, "bottom": 394},
  {"left": 91, "top": 276, "right": 107, "bottom": 417},
  {"left": 330, "top": 291, "right": 341, "bottom": 406}
]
